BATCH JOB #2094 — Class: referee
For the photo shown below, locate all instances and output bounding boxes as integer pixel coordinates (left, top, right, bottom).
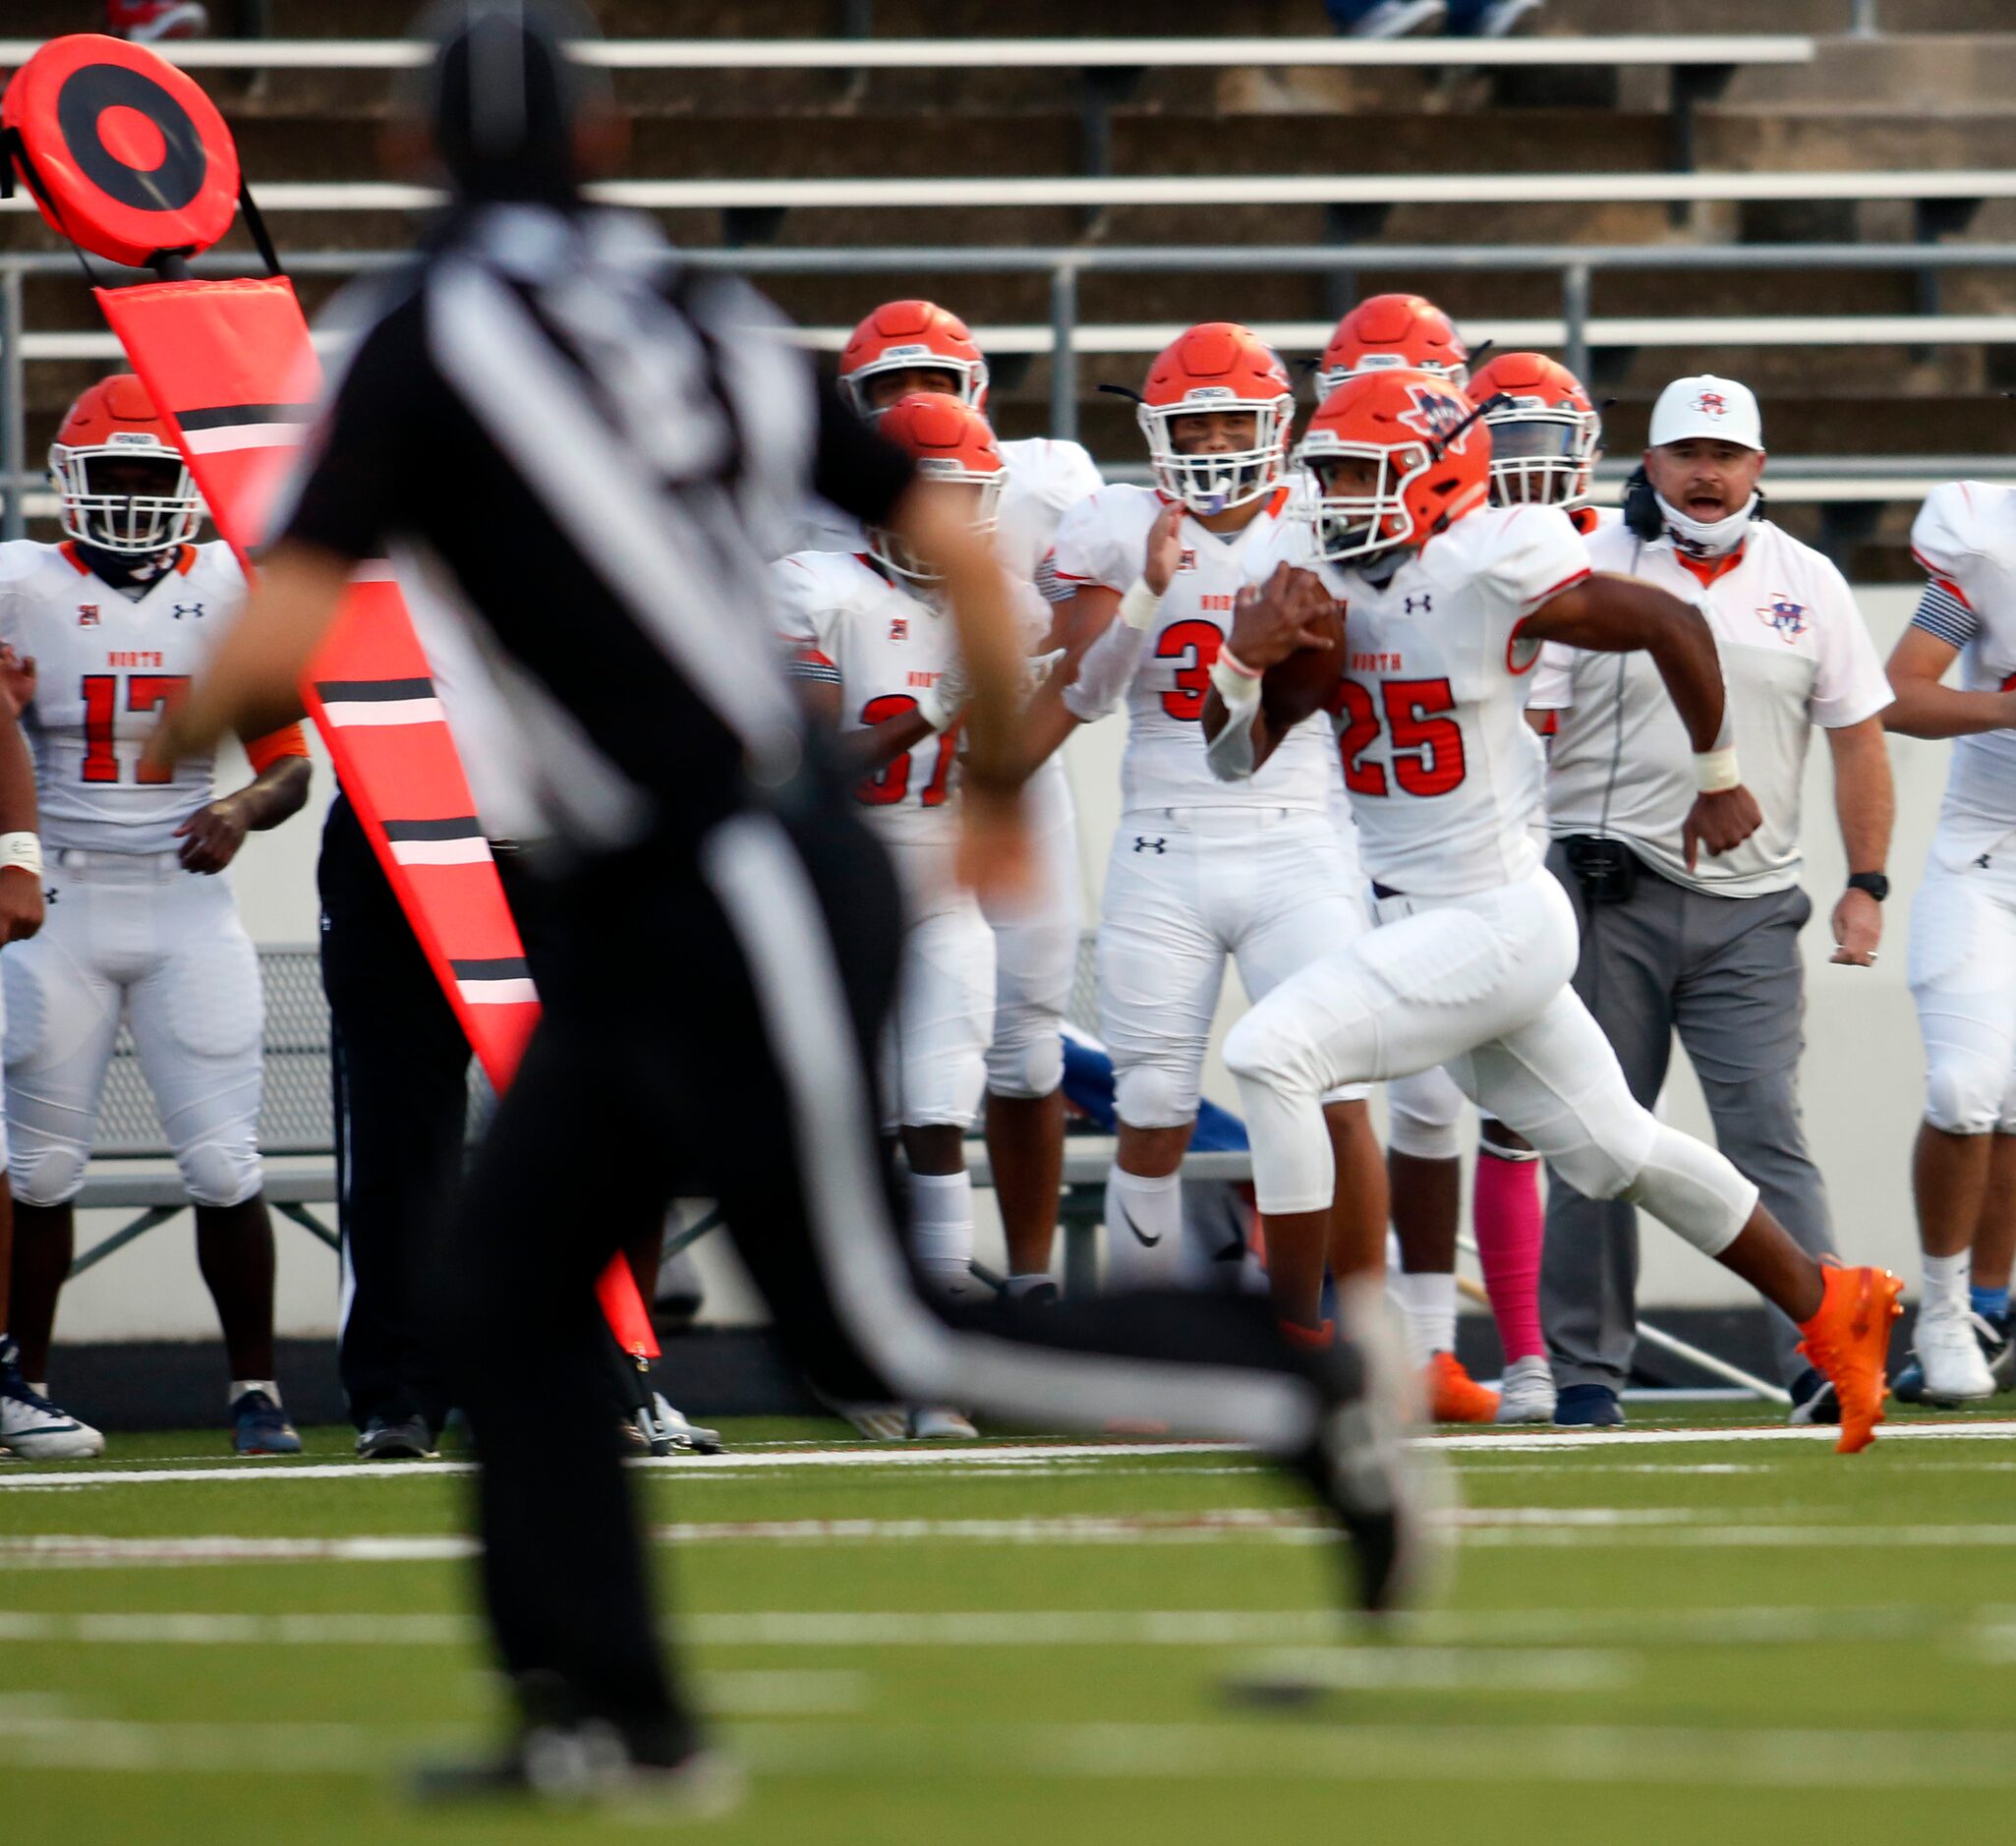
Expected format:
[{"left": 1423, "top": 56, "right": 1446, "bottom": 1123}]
[{"left": 151, "top": 1, "right": 1419, "bottom": 1811}]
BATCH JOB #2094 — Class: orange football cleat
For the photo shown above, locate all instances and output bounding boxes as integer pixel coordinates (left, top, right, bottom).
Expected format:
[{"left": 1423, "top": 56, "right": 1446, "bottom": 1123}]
[
  {"left": 1425, "top": 1351, "right": 1500, "bottom": 1423},
  {"left": 1797, "top": 1262, "right": 1904, "bottom": 1454}
]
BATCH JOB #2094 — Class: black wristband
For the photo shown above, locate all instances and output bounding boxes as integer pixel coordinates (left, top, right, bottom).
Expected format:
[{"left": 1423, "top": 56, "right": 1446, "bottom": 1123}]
[{"left": 1846, "top": 871, "right": 1889, "bottom": 902}]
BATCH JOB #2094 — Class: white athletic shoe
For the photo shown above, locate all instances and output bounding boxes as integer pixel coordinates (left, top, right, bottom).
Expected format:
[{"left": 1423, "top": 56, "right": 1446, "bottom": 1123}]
[
  {"left": 908, "top": 1407, "right": 978, "bottom": 1440},
  {"left": 1472, "top": 0, "right": 1543, "bottom": 37},
  {"left": 834, "top": 1402, "right": 912, "bottom": 1442},
  {"left": 1915, "top": 1297, "right": 1997, "bottom": 1403},
  {"left": 0, "top": 1347, "right": 105, "bottom": 1461},
  {"left": 1494, "top": 1355, "right": 1557, "bottom": 1424},
  {"left": 1343, "top": 0, "right": 1448, "bottom": 38}
]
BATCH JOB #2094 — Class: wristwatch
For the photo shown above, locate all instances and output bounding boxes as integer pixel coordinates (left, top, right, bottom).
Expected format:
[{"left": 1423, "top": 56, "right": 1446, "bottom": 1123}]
[{"left": 1846, "top": 871, "right": 1890, "bottom": 902}]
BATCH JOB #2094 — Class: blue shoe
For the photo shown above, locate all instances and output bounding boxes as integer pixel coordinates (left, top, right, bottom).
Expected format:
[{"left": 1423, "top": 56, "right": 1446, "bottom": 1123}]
[
  {"left": 1552, "top": 1383, "right": 1624, "bottom": 1428},
  {"left": 231, "top": 1389, "right": 302, "bottom": 1456}
]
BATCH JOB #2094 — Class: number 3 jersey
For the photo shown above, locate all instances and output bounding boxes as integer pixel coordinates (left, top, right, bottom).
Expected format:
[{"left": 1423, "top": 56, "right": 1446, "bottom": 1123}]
[
  {"left": 0, "top": 540, "right": 279, "bottom": 855},
  {"left": 1045, "top": 484, "right": 1336, "bottom": 814},
  {"left": 1248, "top": 502, "right": 1592, "bottom": 898}
]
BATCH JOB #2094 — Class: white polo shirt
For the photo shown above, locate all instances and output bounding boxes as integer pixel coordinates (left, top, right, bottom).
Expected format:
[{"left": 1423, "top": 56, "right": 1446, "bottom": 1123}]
[{"left": 1528, "top": 517, "right": 1892, "bottom": 897}]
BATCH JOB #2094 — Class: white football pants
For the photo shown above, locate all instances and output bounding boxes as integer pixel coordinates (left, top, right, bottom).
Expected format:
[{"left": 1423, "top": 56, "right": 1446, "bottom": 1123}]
[
  {"left": 1097, "top": 806, "right": 1369, "bottom": 1131},
  {"left": 1224, "top": 865, "right": 1755, "bottom": 1253},
  {"left": 978, "top": 757, "right": 1080, "bottom": 1101},
  {"left": 1909, "top": 841, "right": 2016, "bottom": 1135},
  {"left": 877, "top": 836, "right": 997, "bottom": 1134},
  {"left": 4, "top": 850, "right": 264, "bottom": 1207}
]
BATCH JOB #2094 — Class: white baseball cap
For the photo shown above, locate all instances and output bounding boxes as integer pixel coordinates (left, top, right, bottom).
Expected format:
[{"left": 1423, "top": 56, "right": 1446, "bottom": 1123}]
[{"left": 1647, "top": 375, "right": 1763, "bottom": 452}]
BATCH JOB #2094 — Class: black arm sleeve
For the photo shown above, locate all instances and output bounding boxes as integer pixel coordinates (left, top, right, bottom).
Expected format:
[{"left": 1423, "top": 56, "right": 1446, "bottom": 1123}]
[
  {"left": 812, "top": 383, "right": 915, "bottom": 527},
  {"left": 274, "top": 292, "right": 432, "bottom": 562}
]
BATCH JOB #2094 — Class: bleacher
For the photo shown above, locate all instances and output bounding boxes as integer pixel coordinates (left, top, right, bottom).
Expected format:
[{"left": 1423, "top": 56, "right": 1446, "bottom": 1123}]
[{"left": 6, "top": 0, "right": 2016, "bottom": 577}]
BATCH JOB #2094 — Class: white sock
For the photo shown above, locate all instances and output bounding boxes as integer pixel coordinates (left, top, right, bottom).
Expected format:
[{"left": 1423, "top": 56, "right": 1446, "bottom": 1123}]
[
  {"left": 1920, "top": 1251, "right": 1971, "bottom": 1316},
  {"left": 1103, "top": 1167, "right": 1185, "bottom": 1292},
  {"left": 1393, "top": 1269, "right": 1457, "bottom": 1368},
  {"left": 230, "top": 1378, "right": 280, "bottom": 1408},
  {"left": 27, "top": 1382, "right": 49, "bottom": 1400},
  {"left": 908, "top": 1171, "right": 974, "bottom": 1297}
]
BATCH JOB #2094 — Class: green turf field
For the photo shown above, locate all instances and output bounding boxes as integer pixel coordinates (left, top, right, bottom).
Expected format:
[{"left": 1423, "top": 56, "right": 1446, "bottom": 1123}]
[{"left": 3, "top": 1403, "right": 2013, "bottom": 1843}]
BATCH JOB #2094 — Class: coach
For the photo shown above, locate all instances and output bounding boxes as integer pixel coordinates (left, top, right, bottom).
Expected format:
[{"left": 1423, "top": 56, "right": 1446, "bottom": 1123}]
[{"left": 1528, "top": 375, "right": 1895, "bottom": 1427}]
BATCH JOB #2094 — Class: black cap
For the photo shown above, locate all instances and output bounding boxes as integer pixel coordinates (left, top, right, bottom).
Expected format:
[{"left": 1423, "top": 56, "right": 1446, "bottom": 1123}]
[{"left": 410, "top": 0, "right": 608, "bottom": 205}]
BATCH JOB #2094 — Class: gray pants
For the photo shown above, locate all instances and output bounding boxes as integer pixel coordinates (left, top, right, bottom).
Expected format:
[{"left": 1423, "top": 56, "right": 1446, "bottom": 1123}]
[{"left": 1540, "top": 841, "right": 1834, "bottom": 1392}]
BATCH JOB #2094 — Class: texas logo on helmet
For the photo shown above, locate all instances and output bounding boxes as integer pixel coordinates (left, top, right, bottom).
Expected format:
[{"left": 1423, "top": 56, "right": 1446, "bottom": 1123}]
[
  {"left": 1757, "top": 595, "right": 1810, "bottom": 642},
  {"left": 1395, "top": 380, "right": 1475, "bottom": 452}
]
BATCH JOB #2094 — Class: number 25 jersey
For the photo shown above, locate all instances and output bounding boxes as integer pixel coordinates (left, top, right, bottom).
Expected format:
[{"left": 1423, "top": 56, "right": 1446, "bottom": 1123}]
[
  {"left": 1249, "top": 502, "right": 1591, "bottom": 897},
  {"left": 0, "top": 540, "right": 250, "bottom": 855}
]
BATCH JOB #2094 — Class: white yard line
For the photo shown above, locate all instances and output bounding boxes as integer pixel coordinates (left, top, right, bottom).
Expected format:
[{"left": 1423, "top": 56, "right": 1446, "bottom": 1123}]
[{"left": 2, "top": 1418, "right": 2012, "bottom": 1490}]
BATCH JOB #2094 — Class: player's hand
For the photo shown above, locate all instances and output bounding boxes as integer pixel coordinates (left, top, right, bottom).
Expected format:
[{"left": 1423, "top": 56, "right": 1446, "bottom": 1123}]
[
  {"left": 0, "top": 867, "right": 43, "bottom": 944},
  {"left": 1830, "top": 887, "right": 1883, "bottom": 967},
  {"left": 176, "top": 796, "right": 251, "bottom": 875},
  {"left": 953, "top": 783, "right": 1034, "bottom": 905},
  {"left": 0, "top": 646, "right": 37, "bottom": 720},
  {"left": 1228, "top": 564, "right": 1340, "bottom": 672},
  {"left": 1681, "top": 784, "right": 1763, "bottom": 872},
  {"left": 1141, "top": 500, "right": 1186, "bottom": 597}
]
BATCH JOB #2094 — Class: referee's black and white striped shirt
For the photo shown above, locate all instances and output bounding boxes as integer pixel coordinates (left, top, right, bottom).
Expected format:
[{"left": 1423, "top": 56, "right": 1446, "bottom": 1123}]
[{"left": 275, "top": 202, "right": 914, "bottom": 854}]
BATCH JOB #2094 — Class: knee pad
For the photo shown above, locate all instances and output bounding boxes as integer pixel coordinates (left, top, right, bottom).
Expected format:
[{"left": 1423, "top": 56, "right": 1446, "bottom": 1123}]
[
  {"left": 984, "top": 1012, "right": 1065, "bottom": 1100},
  {"left": 10, "top": 1141, "right": 86, "bottom": 1207},
  {"left": 1386, "top": 1070, "right": 1465, "bottom": 1162},
  {"left": 1619, "top": 1124, "right": 1757, "bottom": 1258},
  {"left": 177, "top": 1138, "right": 262, "bottom": 1209},
  {"left": 1924, "top": 1044, "right": 2007, "bottom": 1136},
  {"left": 1114, "top": 1060, "right": 1199, "bottom": 1131}
]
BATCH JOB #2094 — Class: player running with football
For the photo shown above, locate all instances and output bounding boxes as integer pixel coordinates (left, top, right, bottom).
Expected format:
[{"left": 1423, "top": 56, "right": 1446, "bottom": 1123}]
[
  {"left": 1021, "top": 322, "right": 1386, "bottom": 1339},
  {"left": 832, "top": 301, "right": 1102, "bottom": 1300},
  {"left": 1879, "top": 481, "right": 2016, "bottom": 1403},
  {"left": 0, "top": 375, "right": 312, "bottom": 1456},
  {"left": 1202, "top": 366, "right": 1902, "bottom": 1451}
]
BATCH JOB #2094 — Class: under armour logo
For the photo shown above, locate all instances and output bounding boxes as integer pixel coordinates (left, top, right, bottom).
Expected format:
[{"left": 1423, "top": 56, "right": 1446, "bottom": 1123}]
[
  {"left": 1133, "top": 836, "right": 1167, "bottom": 854},
  {"left": 172, "top": 603, "right": 205, "bottom": 621},
  {"left": 1404, "top": 595, "right": 1432, "bottom": 615},
  {"left": 1979, "top": 854, "right": 1993, "bottom": 870},
  {"left": 42, "top": 888, "right": 55, "bottom": 905}
]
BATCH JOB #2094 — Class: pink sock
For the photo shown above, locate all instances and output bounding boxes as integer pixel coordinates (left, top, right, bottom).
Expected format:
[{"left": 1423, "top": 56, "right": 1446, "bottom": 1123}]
[{"left": 1474, "top": 1147, "right": 1545, "bottom": 1361}]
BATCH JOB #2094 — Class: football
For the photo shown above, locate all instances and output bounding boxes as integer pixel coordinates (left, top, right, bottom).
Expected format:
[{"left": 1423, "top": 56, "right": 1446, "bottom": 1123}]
[{"left": 1258, "top": 599, "right": 1346, "bottom": 731}]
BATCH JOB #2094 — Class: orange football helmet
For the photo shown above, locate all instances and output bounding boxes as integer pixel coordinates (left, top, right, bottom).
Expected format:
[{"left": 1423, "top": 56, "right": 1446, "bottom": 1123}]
[
  {"left": 1137, "top": 321, "right": 1295, "bottom": 517},
  {"left": 1297, "top": 369, "right": 1491, "bottom": 565},
  {"left": 838, "top": 299, "right": 990, "bottom": 421},
  {"left": 49, "top": 374, "right": 202, "bottom": 554},
  {"left": 1314, "top": 293, "right": 1469, "bottom": 403},
  {"left": 866, "top": 392, "right": 1005, "bottom": 583},
  {"left": 1468, "top": 352, "right": 1600, "bottom": 509}
]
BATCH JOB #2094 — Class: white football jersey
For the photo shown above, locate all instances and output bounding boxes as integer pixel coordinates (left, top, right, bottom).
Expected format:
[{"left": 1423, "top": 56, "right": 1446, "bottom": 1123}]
[
  {"left": 774, "top": 548, "right": 975, "bottom": 849},
  {"left": 0, "top": 540, "right": 249, "bottom": 854},
  {"left": 1910, "top": 482, "right": 2016, "bottom": 853},
  {"left": 1049, "top": 484, "right": 1336, "bottom": 815},
  {"left": 1251, "top": 502, "right": 1592, "bottom": 897}
]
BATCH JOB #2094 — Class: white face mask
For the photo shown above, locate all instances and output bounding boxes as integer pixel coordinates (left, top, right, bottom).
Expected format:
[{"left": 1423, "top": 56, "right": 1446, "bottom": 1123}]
[{"left": 1654, "top": 488, "right": 1757, "bottom": 560}]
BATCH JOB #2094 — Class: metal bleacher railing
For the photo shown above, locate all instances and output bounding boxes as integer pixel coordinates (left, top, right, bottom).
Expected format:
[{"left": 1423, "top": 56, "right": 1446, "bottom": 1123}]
[{"left": 9, "top": 239, "right": 2016, "bottom": 548}]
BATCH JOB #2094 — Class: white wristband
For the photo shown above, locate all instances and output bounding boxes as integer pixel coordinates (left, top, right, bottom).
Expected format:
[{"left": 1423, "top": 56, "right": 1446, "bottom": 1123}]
[
  {"left": 1209, "top": 654, "right": 1262, "bottom": 713},
  {"left": 0, "top": 832, "right": 41, "bottom": 879},
  {"left": 1118, "top": 578, "right": 1163, "bottom": 632},
  {"left": 916, "top": 685, "right": 960, "bottom": 733},
  {"left": 1694, "top": 746, "right": 1741, "bottom": 793}
]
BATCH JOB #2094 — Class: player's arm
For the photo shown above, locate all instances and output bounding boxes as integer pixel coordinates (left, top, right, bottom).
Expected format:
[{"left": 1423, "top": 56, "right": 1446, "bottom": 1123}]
[
  {"left": 0, "top": 680, "right": 41, "bottom": 945},
  {"left": 176, "top": 726, "right": 314, "bottom": 876},
  {"left": 1881, "top": 624, "right": 2016, "bottom": 737},
  {"left": 1520, "top": 571, "right": 1760, "bottom": 869},
  {"left": 1200, "top": 564, "right": 1342, "bottom": 779},
  {"left": 1825, "top": 716, "right": 1892, "bottom": 968}
]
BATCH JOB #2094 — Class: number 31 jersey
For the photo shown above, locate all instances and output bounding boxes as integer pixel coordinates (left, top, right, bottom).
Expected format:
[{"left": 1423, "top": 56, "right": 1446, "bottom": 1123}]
[
  {"left": 0, "top": 540, "right": 250, "bottom": 855},
  {"left": 1249, "top": 502, "right": 1591, "bottom": 897},
  {"left": 1046, "top": 484, "right": 1337, "bottom": 815}
]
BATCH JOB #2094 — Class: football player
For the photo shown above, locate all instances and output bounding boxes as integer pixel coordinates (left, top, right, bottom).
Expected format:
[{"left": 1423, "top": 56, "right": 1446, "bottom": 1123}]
[
  {"left": 1019, "top": 323, "right": 1386, "bottom": 1340},
  {"left": 1202, "top": 366, "right": 1902, "bottom": 1452},
  {"left": 834, "top": 300, "right": 1102, "bottom": 1300},
  {"left": 1878, "top": 482, "right": 2016, "bottom": 1403},
  {"left": 776, "top": 393, "right": 1054, "bottom": 1437},
  {"left": 1316, "top": 295, "right": 1517, "bottom": 1420},
  {"left": 0, "top": 375, "right": 313, "bottom": 1456},
  {"left": 1378, "top": 351, "right": 1608, "bottom": 1426}
]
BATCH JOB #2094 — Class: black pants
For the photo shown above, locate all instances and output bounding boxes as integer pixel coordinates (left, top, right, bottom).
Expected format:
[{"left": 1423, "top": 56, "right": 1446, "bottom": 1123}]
[
  {"left": 443, "top": 779, "right": 1350, "bottom": 1735},
  {"left": 320, "top": 792, "right": 466, "bottom": 1434}
]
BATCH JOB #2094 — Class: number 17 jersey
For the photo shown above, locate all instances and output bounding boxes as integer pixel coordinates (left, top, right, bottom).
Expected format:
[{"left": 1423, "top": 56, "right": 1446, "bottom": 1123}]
[
  {"left": 1248, "top": 502, "right": 1591, "bottom": 897},
  {"left": 0, "top": 540, "right": 249, "bottom": 855}
]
